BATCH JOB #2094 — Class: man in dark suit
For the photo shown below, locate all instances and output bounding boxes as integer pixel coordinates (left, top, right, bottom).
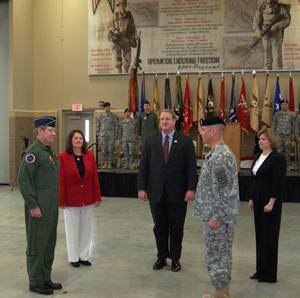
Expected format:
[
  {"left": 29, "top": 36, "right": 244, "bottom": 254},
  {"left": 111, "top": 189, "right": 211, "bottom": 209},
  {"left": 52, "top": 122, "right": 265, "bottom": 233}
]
[{"left": 138, "top": 109, "right": 197, "bottom": 272}]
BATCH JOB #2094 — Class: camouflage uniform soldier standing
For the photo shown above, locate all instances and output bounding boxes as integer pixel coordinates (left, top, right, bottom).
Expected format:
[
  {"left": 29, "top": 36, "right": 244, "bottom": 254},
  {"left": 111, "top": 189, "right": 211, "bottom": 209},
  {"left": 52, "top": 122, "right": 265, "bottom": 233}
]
[
  {"left": 138, "top": 100, "right": 159, "bottom": 145},
  {"left": 96, "top": 102, "right": 119, "bottom": 169},
  {"left": 253, "top": 0, "right": 290, "bottom": 70},
  {"left": 17, "top": 117, "right": 62, "bottom": 295},
  {"left": 107, "top": 0, "right": 138, "bottom": 73},
  {"left": 272, "top": 99, "right": 295, "bottom": 171},
  {"left": 295, "top": 114, "right": 300, "bottom": 171},
  {"left": 119, "top": 108, "right": 137, "bottom": 169},
  {"left": 193, "top": 116, "right": 240, "bottom": 298}
]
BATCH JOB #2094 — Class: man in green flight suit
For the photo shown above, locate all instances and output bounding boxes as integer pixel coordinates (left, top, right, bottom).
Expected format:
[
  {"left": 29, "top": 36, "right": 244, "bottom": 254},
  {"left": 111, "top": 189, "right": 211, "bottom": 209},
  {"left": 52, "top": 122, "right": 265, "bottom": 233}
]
[{"left": 18, "top": 116, "right": 62, "bottom": 295}]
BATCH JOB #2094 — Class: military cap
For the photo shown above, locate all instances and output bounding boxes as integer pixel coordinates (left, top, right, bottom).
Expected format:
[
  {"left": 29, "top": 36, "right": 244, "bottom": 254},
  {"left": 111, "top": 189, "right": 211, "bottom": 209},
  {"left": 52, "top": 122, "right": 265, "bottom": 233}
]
[
  {"left": 124, "top": 108, "right": 131, "bottom": 113},
  {"left": 200, "top": 116, "right": 226, "bottom": 127},
  {"left": 104, "top": 102, "right": 111, "bottom": 107},
  {"left": 116, "top": 0, "right": 127, "bottom": 7},
  {"left": 34, "top": 116, "right": 56, "bottom": 128},
  {"left": 280, "top": 99, "right": 288, "bottom": 104},
  {"left": 144, "top": 100, "right": 150, "bottom": 105}
]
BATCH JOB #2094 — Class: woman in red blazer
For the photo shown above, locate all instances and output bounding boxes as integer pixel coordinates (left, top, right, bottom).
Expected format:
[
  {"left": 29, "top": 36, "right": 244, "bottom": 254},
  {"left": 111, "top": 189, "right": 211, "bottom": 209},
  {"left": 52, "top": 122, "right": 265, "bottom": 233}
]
[{"left": 59, "top": 129, "right": 101, "bottom": 267}]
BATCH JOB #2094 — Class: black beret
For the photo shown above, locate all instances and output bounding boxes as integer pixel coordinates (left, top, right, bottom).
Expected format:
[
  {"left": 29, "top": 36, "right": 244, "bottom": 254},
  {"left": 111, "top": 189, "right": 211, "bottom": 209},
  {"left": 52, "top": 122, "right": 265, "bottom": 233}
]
[
  {"left": 280, "top": 99, "right": 288, "bottom": 104},
  {"left": 200, "top": 116, "right": 226, "bottom": 127},
  {"left": 124, "top": 108, "right": 131, "bottom": 113},
  {"left": 144, "top": 100, "right": 150, "bottom": 105},
  {"left": 34, "top": 116, "right": 56, "bottom": 128},
  {"left": 104, "top": 102, "right": 111, "bottom": 107}
]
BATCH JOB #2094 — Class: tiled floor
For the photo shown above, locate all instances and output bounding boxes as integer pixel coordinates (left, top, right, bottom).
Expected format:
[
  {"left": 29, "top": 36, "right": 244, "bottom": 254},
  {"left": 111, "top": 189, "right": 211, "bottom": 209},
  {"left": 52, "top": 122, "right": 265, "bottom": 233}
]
[{"left": 0, "top": 185, "right": 299, "bottom": 297}]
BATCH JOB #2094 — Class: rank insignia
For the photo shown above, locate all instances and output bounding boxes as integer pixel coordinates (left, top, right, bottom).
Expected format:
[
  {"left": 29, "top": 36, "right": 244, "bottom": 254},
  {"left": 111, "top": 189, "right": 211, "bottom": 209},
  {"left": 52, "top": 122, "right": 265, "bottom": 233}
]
[
  {"left": 25, "top": 154, "right": 35, "bottom": 164},
  {"left": 54, "top": 154, "right": 59, "bottom": 160},
  {"left": 48, "top": 155, "right": 54, "bottom": 162}
]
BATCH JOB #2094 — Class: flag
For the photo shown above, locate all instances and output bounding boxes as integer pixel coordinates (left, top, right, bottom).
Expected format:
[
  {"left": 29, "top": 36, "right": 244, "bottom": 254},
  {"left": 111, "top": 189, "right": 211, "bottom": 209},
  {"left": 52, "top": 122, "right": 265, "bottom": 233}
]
[
  {"left": 261, "top": 72, "right": 273, "bottom": 127},
  {"left": 139, "top": 69, "right": 145, "bottom": 113},
  {"left": 193, "top": 75, "right": 205, "bottom": 133},
  {"left": 219, "top": 75, "right": 225, "bottom": 120},
  {"left": 182, "top": 75, "right": 192, "bottom": 135},
  {"left": 206, "top": 74, "right": 215, "bottom": 117},
  {"left": 229, "top": 73, "right": 237, "bottom": 122},
  {"left": 174, "top": 74, "right": 183, "bottom": 132},
  {"left": 273, "top": 74, "right": 281, "bottom": 116},
  {"left": 289, "top": 73, "right": 295, "bottom": 112},
  {"left": 250, "top": 73, "right": 259, "bottom": 133},
  {"left": 164, "top": 77, "right": 172, "bottom": 109},
  {"left": 153, "top": 77, "right": 160, "bottom": 119},
  {"left": 128, "top": 67, "right": 139, "bottom": 117},
  {"left": 237, "top": 75, "right": 249, "bottom": 135}
]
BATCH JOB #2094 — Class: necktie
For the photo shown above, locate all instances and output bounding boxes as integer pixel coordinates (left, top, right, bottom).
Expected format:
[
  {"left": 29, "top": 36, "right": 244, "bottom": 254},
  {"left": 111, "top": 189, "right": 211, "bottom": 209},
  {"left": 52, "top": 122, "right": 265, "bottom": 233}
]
[{"left": 163, "top": 135, "right": 169, "bottom": 164}]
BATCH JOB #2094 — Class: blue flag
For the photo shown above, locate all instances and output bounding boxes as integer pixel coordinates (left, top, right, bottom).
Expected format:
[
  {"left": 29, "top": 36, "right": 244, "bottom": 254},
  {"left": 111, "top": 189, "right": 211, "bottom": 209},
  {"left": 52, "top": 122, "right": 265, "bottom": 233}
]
[
  {"left": 140, "top": 70, "right": 145, "bottom": 113},
  {"left": 273, "top": 74, "right": 281, "bottom": 116},
  {"left": 229, "top": 73, "right": 237, "bottom": 122},
  {"left": 164, "top": 77, "right": 172, "bottom": 109}
]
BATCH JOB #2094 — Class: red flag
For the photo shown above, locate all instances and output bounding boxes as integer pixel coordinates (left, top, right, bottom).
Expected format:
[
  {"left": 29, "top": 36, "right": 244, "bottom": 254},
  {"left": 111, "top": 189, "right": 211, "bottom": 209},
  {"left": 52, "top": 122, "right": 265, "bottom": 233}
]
[
  {"left": 182, "top": 75, "right": 192, "bottom": 135},
  {"left": 289, "top": 73, "right": 295, "bottom": 112},
  {"left": 250, "top": 73, "right": 259, "bottom": 133},
  {"left": 237, "top": 75, "right": 249, "bottom": 135},
  {"left": 219, "top": 75, "right": 225, "bottom": 120}
]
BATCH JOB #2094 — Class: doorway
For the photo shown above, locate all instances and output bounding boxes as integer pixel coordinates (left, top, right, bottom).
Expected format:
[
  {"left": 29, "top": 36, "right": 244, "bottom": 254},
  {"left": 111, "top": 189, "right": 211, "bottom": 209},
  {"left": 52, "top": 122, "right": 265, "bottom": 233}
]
[{"left": 63, "top": 111, "right": 95, "bottom": 151}]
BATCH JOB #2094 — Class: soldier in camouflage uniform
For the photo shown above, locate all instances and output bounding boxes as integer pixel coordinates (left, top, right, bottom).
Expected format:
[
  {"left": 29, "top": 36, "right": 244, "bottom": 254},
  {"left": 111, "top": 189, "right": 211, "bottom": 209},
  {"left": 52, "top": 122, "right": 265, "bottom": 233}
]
[
  {"left": 119, "top": 108, "right": 137, "bottom": 169},
  {"left": 272, "top": 99, "right": 295, "bottom": 171},
  {"left": 193, "top": 116, "right": 240, "bottom": 298},
  {"left": 253, "top": 0, "right": 290, "bottom": 70},
  {"left": 96, "top": 102, "right": 119, "bottom": 169},
  {"left": 107, "top": 0, "right": 138, "bottom": 73},
  {"left": 295, "top": 114, "right": 300, "bottom": 171},
  {"left": 138, "top": 100, "right": 159, "bottom": 145}
]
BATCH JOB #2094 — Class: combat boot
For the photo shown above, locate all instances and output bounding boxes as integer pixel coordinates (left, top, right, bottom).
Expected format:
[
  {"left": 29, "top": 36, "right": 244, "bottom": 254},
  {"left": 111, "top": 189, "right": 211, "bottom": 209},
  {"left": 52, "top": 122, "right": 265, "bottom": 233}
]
[
  {"left": 101, "top": 160, "right": 108, "bottom": 169},
  {"left": 129, "top": 160, "right": 134, "bottom": 170},
  {"left": 202, "top": 287, "right": 229, "bottom": 298},
  {"left": 122, "top": 161, "right": 129, "bottom": 170},
  {"left": 107, "top": 160, "right": 113, "bottom": 169}
]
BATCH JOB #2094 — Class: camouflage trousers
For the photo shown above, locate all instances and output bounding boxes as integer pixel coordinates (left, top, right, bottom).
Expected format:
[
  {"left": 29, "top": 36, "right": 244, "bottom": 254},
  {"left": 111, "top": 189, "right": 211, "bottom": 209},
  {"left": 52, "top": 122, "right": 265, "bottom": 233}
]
[
  {"left": 99, "top": 136, "right": 115, "bottom": 161},
  {"left": 122, "top": 141, "right": 135, "bottom": 162},
  {"left": 277, "top": 134, "right": 291, "bottom": 166},
  {"left": 262, "top": 32, "right": 283, "bottom": 70},
  {"left": 202, "top": 221, "right": 235, "bottom": 289}
]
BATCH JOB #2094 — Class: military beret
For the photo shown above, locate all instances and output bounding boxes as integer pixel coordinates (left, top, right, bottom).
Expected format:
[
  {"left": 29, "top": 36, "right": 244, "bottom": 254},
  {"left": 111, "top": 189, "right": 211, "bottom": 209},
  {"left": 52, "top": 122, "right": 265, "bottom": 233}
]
[
  {"left": 144, "top": 100, "right": 150, "bottom": 105},
  {"left": 280, "top": 99, "right": 288, "bottom": 104},
  {"left": 34, "top": 116, "right": 56, "bottom": 128},
  {"left": 200, "top": 116, "right": 226, "bottom": 127},
  {"left": 104, "top": 102, "right": 111, "bottom": 107},
  {"left": 124, "top": 108, "right": 131, "bottom": 113}
]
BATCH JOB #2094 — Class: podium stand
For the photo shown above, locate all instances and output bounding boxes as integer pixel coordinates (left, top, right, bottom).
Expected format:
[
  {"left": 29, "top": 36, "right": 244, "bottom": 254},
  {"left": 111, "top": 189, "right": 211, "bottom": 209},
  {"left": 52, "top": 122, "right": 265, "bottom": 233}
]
[{"left": 224, "top": 122, "right": 241, "bottom": 172}]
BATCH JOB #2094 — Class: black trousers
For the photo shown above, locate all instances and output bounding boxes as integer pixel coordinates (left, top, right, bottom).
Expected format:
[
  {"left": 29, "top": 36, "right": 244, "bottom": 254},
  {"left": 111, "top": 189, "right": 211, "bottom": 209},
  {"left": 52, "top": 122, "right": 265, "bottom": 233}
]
[
  {"left": 149, "top": 188, "right": 187, "bottom": 261},
  {"left": 253, "top": 200, "right": 282, "bottom": 282}
]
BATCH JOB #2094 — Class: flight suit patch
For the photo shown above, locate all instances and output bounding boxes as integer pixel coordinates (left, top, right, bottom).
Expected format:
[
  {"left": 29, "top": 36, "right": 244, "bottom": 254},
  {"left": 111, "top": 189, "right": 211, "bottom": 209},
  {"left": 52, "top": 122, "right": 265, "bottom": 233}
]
[
  {"left": 48, "top": 155, "right": 54, "bottom": 162},
  {"left": 25, "top": 154, "right": 35, "bottom": 164}
]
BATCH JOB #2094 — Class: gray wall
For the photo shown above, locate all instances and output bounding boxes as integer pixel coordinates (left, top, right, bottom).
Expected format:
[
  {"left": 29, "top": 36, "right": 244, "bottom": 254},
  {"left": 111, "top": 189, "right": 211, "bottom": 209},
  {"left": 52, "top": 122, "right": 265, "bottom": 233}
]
[{"left": 0, "top": 1, "right": 9, "bottom": 184}]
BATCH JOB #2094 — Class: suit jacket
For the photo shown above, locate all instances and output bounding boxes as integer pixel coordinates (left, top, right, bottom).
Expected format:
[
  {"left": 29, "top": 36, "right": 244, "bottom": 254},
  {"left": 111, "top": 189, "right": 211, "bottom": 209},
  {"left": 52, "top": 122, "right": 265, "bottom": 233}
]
[
  {"left": 59, "top": 151, "right": 101, "bottom": 207},
  {"left": 138, "top": 131, "right": 197, "bottom": 204},
  {"left": 250, "top": 150, "right": 286, "bottom": 204}
]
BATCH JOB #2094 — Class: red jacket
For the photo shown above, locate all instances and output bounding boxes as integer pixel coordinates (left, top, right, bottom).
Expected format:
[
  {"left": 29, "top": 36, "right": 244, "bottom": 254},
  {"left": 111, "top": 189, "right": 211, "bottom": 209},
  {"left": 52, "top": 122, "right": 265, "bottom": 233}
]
[{"left": 59, "top": 151, "right": 101, "bottom": 207}]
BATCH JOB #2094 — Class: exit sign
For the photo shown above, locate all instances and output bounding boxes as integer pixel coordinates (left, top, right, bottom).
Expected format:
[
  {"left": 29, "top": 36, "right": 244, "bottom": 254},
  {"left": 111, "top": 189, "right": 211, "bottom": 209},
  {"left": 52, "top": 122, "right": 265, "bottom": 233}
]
[{"left": 72, "top": 104, "right": 82, "bottom": 111}]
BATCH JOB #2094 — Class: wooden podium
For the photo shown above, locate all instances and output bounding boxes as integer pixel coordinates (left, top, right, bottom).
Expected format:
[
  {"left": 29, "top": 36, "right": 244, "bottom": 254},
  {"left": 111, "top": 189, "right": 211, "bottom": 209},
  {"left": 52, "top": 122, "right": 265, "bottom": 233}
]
[{"left": 224, "top": 122, "right": 241, "bottom": 172}]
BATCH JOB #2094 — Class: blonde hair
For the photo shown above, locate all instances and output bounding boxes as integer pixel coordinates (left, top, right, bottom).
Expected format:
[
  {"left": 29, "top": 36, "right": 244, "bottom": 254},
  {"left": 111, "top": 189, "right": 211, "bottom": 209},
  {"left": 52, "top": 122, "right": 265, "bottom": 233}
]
[{"left": 257, "top": 127, "right": 278, "bottom": 149}]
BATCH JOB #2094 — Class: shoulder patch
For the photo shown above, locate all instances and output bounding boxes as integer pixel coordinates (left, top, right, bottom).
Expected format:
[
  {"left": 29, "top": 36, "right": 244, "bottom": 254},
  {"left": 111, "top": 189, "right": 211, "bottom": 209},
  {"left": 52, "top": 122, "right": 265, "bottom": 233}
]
[
  {"left": 214, "top": 167, "right": 228, "bottom": 186},
  {"left": 25, "top": 154, "right": 35, "bottom": 164}
]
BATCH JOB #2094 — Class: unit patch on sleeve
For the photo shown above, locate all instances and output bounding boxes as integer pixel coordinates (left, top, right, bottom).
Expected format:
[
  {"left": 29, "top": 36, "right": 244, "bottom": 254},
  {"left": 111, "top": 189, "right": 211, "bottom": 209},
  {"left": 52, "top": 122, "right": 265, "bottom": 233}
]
[
  {"left": 214, "top": 167, "right": 228, "bottom": 187},
  {"left": 25, "top": 154, "right": 35, "bottom": 164}
]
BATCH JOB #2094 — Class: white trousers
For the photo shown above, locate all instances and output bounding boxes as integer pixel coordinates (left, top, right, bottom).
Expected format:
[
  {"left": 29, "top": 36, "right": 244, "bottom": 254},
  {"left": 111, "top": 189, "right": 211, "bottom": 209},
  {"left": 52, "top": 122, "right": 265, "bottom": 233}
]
[{"left": 63, "top": 205, "right": 93, "bottom": 262}]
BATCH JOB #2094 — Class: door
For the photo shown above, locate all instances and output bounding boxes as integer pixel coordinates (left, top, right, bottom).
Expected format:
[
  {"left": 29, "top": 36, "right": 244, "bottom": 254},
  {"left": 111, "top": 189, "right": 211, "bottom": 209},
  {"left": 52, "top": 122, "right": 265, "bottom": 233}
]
[{"left": 63, "top": 111, "right": 95, "bottom": 151}]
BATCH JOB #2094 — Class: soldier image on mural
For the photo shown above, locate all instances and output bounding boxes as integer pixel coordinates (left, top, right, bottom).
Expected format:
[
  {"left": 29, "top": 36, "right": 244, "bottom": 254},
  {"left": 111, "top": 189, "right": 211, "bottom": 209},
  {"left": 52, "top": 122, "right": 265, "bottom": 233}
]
[
  {"left": 107, "top": 0, "right": 139, "bottom": 73},
  {"left": 252, "top": 0, "right": 290, "bottom": 70}
]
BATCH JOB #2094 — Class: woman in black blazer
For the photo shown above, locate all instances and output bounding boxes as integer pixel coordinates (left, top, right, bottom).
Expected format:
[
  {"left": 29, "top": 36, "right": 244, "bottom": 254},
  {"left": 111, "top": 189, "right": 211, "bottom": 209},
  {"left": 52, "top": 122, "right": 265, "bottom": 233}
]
[{"left": 248, "top": 127, "right": 286, "bottom": 283}]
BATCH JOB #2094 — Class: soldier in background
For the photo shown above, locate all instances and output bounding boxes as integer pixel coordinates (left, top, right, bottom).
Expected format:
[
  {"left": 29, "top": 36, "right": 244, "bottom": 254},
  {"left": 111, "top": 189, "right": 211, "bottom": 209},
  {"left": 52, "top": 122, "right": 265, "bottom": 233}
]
[
  {"left": 17, "top": 116, "right": 62, "bottom": 295},
  {"left": 193, "top": 116, "right": 240, "bottom": 298},
  {"left": 96, "top": 102, "right": 119, "bottom": 169},
  {"left": 272, "top": 99, "right": 295, "bottom": 171},
  {"left": 119, "top": 108, "right": 137, "bottom": 169},
  {"left": 253, "top": 0, "right": 290, "bottom": 70},
  {"left": 295, "top": 114, "right": 300, "bottom": 171},
  {"left": 107, "top": 0, "right": 138, "bottom": 73},
  {"left": 138, "top": 100, "right": 159, "bottom": 145}
]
